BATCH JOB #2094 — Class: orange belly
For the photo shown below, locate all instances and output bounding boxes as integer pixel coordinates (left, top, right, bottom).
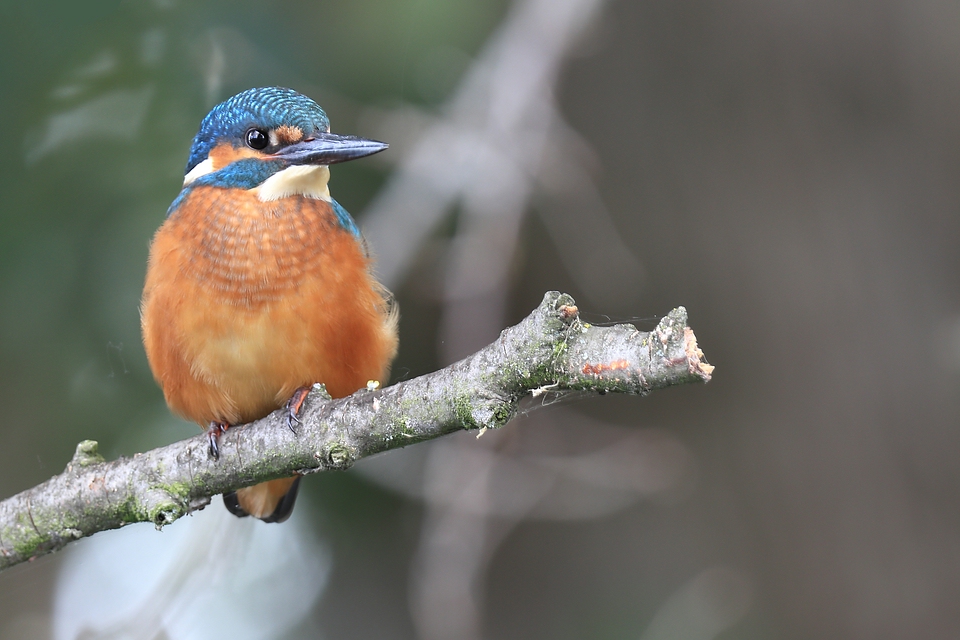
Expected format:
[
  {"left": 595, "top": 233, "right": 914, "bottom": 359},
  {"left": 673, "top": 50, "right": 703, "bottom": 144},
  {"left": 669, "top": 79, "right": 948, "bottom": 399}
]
[{"left": 141, "top": 186, "right": 398, "bottom": 426}]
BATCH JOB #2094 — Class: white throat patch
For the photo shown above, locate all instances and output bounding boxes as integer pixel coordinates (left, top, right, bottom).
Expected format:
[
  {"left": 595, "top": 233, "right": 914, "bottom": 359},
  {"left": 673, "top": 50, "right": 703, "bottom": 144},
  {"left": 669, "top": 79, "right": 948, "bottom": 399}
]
[{"left": 255, "top": 165, "right": 332, "bottom": 202}]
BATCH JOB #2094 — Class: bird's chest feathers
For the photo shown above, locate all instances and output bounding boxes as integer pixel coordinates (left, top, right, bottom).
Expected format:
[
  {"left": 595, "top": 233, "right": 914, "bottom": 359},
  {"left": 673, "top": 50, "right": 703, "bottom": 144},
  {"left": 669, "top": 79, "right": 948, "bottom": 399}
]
[
  {"left": 147, "top": 186, "right": 377, "bottom": 404},
  {"left": 166, "top": 186, "right": 356, "bottom": 308}
]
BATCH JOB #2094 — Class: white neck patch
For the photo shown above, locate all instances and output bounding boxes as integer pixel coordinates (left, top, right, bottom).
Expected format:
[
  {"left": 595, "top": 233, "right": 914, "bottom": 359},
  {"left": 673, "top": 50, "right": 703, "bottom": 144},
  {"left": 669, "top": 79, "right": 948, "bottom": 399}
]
[
  {"left": 182, "top": 157, "right": 214, "bottom": 186},
  {"left": 255, "top": 165, "right": 332, "bottom": 202}
]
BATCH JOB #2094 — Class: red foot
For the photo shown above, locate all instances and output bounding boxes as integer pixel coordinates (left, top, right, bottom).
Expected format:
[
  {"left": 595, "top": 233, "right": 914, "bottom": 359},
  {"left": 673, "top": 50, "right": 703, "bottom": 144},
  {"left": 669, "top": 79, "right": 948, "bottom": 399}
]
[
  {"left": 285, "top": 387, "right": 311, "bottom": 433},
  {"left": 206, "top": 421, "right": 229, "bottom": 459}
]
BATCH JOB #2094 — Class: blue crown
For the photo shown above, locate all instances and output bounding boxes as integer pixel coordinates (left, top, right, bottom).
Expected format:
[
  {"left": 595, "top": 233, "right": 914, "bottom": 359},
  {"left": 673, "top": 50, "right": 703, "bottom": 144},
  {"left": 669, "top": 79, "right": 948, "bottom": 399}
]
[{"left": 185, "top": 87, "right": 331, "bottom": 174}]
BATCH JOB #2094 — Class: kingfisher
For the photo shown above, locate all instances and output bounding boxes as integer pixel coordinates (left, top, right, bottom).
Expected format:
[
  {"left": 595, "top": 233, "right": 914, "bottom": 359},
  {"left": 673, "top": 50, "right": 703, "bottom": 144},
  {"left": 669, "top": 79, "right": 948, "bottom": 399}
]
[{"left": 141, "top": 87, "right": 398, "bottom": 523}]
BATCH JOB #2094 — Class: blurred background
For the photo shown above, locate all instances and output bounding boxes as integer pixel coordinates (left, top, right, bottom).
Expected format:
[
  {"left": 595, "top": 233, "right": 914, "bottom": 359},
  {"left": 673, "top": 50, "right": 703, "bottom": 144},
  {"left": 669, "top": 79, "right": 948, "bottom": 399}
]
[{"left": 1, "top": 0, "right": 959, "bottom": 638}]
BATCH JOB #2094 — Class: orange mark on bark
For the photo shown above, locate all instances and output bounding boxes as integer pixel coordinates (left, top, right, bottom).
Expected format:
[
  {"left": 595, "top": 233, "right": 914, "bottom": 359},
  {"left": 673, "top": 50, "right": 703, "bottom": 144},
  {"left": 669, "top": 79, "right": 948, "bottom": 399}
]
[
  {"left": 582, "top": 359, "right": 630, "bottom": 375},
  {"left": 559, "top": 304, "right": 578, "bottom": 320}
]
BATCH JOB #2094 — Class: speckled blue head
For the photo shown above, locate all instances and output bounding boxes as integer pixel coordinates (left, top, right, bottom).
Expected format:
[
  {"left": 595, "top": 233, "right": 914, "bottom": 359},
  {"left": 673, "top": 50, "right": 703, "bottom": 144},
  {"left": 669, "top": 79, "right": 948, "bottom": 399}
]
[
  {"left": 185, "top": 87, "right": 330, "bottom": 174},
  {"left": 171, "top": 87, "right": 387, "bottom": 236}
]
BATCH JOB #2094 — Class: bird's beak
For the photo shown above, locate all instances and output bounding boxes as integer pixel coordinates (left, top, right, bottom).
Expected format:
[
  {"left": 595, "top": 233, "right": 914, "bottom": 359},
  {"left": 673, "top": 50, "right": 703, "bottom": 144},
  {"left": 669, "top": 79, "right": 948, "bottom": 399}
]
[{"left": 272, "top": 132, "right": 388, "bottom": 166}]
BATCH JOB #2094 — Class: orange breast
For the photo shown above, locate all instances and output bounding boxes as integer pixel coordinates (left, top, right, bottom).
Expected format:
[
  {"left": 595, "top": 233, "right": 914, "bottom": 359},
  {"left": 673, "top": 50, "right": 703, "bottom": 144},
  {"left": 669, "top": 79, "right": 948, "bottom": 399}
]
[{"left": 141, "top": 186, "right": 397, "bottom": 426}]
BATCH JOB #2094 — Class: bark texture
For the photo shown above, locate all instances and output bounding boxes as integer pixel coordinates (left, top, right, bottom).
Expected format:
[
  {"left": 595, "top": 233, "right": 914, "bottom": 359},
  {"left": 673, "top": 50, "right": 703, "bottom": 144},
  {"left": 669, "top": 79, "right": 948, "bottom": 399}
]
[{"left": 0, "top": 292, "right": 712, "bottom": 571}]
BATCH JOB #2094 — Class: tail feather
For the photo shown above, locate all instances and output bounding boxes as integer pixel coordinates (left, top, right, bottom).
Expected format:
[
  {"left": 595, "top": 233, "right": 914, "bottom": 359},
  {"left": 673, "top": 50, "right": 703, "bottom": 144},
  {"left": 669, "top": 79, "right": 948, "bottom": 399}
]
[{"left": 223, "top": 476, "right": 301, "bottom": 523}]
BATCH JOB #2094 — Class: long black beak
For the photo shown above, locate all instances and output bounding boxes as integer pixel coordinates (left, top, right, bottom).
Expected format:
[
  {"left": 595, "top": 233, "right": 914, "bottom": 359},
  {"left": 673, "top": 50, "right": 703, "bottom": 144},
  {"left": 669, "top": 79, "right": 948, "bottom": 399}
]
[{"left": 273, "top": 132, "right": 388, "bottom": 165}]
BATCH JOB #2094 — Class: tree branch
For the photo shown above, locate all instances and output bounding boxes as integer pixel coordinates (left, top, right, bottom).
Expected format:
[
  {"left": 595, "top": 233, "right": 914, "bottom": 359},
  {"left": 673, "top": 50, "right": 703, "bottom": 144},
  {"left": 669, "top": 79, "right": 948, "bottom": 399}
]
[{"left": 0, "top": 292, "right": 712, "bottom": 572}]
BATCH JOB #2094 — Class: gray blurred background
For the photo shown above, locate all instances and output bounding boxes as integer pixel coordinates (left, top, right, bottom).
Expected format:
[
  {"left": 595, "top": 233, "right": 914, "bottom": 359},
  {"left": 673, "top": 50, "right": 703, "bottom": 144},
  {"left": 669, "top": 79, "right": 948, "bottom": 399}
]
[{"left": 1, "top": 0, "right": 959, "bottom": 638}]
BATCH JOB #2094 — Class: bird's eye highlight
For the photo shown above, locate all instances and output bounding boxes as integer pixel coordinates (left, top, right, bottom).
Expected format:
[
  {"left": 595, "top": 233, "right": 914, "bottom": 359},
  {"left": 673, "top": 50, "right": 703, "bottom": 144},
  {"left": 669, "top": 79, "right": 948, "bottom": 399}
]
[{"left": 245, "top": 128, "right": 269, "bottom": 150}]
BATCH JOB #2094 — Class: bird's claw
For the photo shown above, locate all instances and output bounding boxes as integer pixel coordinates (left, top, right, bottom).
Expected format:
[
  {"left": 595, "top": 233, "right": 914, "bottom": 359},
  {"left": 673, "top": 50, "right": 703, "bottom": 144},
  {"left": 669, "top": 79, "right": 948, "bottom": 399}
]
[
  {"left": 206, "top": 421, "right": 229, "bottom": 460},
  {"left": 285, "top": 387, "right": 311, "bottom": 434},
  {"left": 285, "top": 411, "right": 301, "bottom": 433}
]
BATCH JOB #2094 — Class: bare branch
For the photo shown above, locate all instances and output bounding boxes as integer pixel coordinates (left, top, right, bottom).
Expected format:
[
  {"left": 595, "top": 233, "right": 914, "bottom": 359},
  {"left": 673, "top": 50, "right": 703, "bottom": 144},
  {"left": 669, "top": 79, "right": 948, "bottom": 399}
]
[{"left": 0, "top": 292, "right": 712, "bottom": 572}]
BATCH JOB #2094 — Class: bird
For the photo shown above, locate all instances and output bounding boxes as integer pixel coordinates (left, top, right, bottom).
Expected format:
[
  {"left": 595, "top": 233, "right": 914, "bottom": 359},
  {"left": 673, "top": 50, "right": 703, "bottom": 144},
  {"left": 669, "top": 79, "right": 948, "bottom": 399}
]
[{"left": 141, "top": 87, "right": 398, "bottom": 523}]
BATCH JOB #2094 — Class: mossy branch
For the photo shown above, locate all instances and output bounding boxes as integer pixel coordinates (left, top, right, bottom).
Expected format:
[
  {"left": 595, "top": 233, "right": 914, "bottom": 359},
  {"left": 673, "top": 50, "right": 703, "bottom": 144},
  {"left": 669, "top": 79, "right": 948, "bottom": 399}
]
[{"left": 0, "top": 292, "right": 712, "bottom": 572}]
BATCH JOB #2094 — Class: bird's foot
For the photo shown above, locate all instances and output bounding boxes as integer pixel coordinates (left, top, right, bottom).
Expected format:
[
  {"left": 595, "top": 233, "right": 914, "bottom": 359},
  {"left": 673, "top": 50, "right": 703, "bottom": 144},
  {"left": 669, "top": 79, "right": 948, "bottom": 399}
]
[
  {"left": 284, "top": 386, "right": 311, "bottom": 434},
  {"left": 206, "top": 421, "right": 229, "bottom": 460}
]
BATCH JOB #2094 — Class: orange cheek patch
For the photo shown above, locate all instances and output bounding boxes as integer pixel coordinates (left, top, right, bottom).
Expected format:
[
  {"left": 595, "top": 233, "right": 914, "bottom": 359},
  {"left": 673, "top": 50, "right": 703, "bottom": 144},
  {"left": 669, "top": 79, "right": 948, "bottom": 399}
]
[
  {"left": 209, "top": 143, "right": 261, "bottom": 170},
  {"left": 274, "top": 125, "right": 303, "bottom": 145}
]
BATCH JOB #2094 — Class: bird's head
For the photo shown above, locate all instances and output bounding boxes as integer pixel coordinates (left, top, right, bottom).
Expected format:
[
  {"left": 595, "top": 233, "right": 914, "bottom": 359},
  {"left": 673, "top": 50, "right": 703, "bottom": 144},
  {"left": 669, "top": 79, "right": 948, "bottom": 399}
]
[{"left": 180, "top": 87, "right": 386, "bottom": 199}]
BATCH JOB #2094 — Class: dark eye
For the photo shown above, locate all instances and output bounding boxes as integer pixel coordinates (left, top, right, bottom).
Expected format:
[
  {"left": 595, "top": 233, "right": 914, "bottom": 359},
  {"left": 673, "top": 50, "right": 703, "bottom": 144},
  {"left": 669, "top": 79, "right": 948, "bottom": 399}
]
[{"left": 245, "top": 128, "right": 268, "bottom": 150}]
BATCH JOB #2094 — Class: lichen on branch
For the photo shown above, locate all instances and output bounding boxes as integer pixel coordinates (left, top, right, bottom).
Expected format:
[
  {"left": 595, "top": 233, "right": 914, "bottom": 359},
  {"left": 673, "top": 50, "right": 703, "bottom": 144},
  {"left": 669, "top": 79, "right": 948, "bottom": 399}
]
[{"left": 0, "top": 291, "right": 712, "bottom": 572}]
